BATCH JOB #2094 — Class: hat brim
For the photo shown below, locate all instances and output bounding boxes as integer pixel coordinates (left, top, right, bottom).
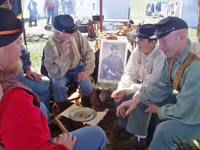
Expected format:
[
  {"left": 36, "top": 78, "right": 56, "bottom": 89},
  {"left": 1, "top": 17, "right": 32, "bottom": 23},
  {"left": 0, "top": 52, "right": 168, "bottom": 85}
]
[
  {"left": 133, "top": 33, "right": 150, "bottom": 39},
  {"left": 63, "top": 24, "right": 78, "bottom": 33},
  {"left": 0, "top": 19, "right": 24, "bottom": 48}
]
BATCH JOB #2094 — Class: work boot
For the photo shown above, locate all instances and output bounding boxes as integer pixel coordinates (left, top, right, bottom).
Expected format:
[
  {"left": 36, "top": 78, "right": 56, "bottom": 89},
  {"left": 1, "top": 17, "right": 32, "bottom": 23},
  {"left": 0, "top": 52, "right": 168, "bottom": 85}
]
[
  {"left": 56, "top": 101, "right": 71, "bottom": 132},
  {"left": 114, "top": 135, "right": 146, "bottom": 150},
  {"left": 81, "top": 95, "right": 92, "bottom": 108},
  {"left": 120, "top": 130, "right": 134, "bottom": 139},
  {"left": 113, "top": 125, "right": 125, "bottom": 133}
]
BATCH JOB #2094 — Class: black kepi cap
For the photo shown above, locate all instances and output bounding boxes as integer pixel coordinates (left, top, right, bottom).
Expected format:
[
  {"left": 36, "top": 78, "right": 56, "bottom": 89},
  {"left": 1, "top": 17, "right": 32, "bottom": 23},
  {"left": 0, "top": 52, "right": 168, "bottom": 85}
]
[
  {"left": 0, "top": 7, "right": 24, "bottom": 48},
  {"left": 133, "top": 24, "right": 156, "bottom": 39},
  {"left": 152, "top": 16, "right": 188, "bottom": 38},
  {"left": 53, "top": 14, "right": 78, "bottom": 33}
]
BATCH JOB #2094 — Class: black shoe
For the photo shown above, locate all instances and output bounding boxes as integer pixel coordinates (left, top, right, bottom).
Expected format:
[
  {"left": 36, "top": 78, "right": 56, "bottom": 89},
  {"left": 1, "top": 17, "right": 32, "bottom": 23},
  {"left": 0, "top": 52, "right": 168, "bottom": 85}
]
[
  {"left": 113, "top": 125, "right": 125, "bottom": 133},
  {"left": 114, "top": 136, "right": 146, "bottom": 150},
  {"left": 120, "top": 130, "right": 134, "bottom": 139},
  {"left": 59, "top": 116, "right": 71, "bottom": 132},
  {"left": 48, "top": 122, "right": 60, "bottom": 132}
]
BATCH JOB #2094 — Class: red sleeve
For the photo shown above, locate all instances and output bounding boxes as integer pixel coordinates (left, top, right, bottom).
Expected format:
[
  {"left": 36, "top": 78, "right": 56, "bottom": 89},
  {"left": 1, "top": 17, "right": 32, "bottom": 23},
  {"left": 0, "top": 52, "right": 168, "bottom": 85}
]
[{"left": 0, "top": 88, "right": 69, "bottom": 150}]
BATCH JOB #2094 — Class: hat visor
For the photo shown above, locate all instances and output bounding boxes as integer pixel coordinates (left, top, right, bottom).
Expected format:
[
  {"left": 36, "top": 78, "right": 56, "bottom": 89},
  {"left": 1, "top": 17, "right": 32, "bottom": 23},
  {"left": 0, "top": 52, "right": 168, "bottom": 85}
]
[
  {"left": 0, "top": 19, "right": 24, "bottom": 48},
  {"left": 64, "top": 24, "right": 79, "bottom": 33},
  {"left": 133, "top": 33, "right": 150, "bottom": 39},
  {"left": 150, "top": 32, "right": 170, "bottom": 39}
]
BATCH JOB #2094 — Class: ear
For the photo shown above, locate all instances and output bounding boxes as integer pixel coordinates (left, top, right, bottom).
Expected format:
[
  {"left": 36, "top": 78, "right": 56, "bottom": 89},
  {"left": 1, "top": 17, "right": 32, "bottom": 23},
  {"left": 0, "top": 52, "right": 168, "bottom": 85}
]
[
  {"left": 150, "top": 40, "right": 156, "bottom": 46},
  {"left": 179, "top": 31, "right": 185, "bottom": 41}
]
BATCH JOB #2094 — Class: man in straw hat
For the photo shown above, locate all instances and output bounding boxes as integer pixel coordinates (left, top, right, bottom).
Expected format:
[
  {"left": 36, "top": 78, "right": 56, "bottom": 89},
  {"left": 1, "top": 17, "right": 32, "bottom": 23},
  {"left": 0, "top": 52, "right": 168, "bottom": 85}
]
[
  {"left": 115, "top": 16, "right": 200, "bottom": 150},
  {"left": 112, "top": 24, "right": 165, "bottom": 148},
  {"left": 0, "top": 7, "right": 107, "bottom": 150}
]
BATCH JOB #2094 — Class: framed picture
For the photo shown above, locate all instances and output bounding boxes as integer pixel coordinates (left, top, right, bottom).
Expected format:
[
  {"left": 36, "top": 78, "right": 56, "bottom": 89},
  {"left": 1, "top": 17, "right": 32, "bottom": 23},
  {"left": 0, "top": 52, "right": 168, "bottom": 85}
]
[{"left": 97, "top": 39, "right": 128, "bottom": 84}]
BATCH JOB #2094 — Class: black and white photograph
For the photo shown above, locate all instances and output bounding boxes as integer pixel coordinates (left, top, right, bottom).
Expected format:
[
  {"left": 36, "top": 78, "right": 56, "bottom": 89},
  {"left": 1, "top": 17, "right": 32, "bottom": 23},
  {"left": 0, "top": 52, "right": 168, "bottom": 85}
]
[{"left": 98, "top": 39, "right": 128, "bottom": 84}]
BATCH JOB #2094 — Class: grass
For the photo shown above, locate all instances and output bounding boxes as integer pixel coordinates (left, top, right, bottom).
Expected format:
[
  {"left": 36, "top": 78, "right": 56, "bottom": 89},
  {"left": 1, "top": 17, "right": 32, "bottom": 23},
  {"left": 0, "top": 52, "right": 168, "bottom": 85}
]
[{"left": 25, "top": 0, "right": 198, "bottom": 73}]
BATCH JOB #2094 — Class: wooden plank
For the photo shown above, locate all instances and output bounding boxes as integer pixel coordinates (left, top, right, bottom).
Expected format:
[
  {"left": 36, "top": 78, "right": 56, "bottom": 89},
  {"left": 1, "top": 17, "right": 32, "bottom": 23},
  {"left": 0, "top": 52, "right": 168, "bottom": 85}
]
[{"left": 189, "top": 140, "right": 200, "bottom": 150}]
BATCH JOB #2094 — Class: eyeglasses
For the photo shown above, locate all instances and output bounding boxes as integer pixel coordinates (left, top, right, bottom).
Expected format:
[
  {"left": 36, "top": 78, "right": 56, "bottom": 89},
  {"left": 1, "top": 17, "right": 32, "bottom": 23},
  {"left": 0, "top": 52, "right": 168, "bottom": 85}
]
[{"left": 158, "top": 32, "right": 180, "bottom": 45}]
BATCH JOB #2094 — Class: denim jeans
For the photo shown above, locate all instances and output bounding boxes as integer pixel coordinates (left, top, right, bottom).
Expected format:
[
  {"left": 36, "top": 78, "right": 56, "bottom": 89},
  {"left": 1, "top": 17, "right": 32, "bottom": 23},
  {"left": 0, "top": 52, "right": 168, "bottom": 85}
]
[
  {"left": 47, "top": 7, "right": 54, "bottom": 25},
  {"left": 39, "top": 102, "right": 50, "bottom": 124},
  {"left": 50, "top": 126, "right": 107, "bottom": 150},
  {"left": 21, "top": 76, "right": 52, "bottom": 109},
  {"left": 29, "top": 10, "right": 37, "bottom": 24},
  {"left": 52, "top": 61, "right": 94, "bottom": 103},
  {"left": 115, "top": 94, "right": 135, "bottom": 127}
]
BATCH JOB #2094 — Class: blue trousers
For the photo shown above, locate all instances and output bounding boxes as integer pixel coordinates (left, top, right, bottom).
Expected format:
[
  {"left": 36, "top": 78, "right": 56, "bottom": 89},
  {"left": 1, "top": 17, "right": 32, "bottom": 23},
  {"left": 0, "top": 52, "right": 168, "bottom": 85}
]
[
  {"left": 47, "top": 7, "right": 54, "bottom": 25},
  {"left": 52, "top": 62, "right": 94, "bottom": 103},
  {"left": 50, "top": 126, "right": 107, "bottom": 150},
  {"left": 22, "top": 76, "right": 52, "bottom": 109},
  {"left": 115, "top": 94, "right": 134, "bottom": 128},
  {"left": 39, "top": 102, "right": 50, "bottom": 124}
]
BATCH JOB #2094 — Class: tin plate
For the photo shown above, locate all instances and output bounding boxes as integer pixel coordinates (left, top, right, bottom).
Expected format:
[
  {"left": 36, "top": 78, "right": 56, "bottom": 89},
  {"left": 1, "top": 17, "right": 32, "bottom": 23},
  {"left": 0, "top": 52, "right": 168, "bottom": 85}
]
[{"left": 69, "top": 107, "right": 97, "bottom": 122}]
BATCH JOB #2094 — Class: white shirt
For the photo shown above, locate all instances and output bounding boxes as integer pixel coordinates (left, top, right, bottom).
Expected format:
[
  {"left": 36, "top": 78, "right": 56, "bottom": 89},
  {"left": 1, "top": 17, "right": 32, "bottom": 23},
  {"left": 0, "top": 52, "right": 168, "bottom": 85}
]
[{"left": 117, "top": 45, "right": 166, "bottom": 96}]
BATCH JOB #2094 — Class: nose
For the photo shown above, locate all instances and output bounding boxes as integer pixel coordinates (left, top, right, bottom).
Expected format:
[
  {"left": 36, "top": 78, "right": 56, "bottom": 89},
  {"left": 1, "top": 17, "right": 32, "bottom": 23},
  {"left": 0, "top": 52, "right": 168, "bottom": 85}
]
[
  {"left": 18, "top": 43, "right": 25, "bottom": 57},
  {"left": 20, "top": 43, "right": 25, "bottom": 51}
]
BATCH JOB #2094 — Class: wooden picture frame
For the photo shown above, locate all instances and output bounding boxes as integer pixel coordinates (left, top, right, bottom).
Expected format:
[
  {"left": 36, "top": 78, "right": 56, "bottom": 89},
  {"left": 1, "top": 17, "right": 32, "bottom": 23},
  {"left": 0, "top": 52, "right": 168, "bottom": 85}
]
[{"left": 97, "top": 39, "right": 128, "bottom": 84}]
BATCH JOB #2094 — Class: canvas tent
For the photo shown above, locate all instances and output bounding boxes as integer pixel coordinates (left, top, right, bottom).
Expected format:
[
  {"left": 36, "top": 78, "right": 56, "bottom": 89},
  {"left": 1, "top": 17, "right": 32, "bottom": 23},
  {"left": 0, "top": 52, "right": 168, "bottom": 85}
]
[{"left": 174, "top": 0, "right": 198, "bottom": 28}]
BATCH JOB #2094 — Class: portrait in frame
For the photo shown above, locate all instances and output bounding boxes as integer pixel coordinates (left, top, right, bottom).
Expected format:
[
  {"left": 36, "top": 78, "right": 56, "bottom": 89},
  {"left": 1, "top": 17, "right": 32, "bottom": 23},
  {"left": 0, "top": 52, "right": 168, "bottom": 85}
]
[{"left": 97, "top": 39, "right": 128, "bottom": 84}]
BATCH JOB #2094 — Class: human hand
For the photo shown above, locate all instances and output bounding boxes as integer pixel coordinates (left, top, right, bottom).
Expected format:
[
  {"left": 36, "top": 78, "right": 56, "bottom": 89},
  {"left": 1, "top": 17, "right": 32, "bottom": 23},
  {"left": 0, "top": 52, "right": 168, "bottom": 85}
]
[
  {"left": 26, "top": 70, "right": 43, "bottom": 82},
  {"left": 61, "top": 39, "right": 71, "bottom": 56},
  {"left": 116, "top": 97, "right": 141, "bottom": 118},
  {"left": 111, "top": 89, "right": 126, "bottom": 102},
  {"left": 144, "top": 103, "right": 159, "bottom": 114},
  {"left": 52, "top": 132, "right": 76, "bottom": 150},
  {"left": 77, "top": 71, "right": 89, "bottom": 82}
]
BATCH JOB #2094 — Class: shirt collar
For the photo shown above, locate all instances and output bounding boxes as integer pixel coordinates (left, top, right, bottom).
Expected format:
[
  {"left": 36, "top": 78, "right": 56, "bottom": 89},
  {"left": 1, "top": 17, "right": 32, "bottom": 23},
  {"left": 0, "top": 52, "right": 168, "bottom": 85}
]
[
  {"left": 143, "top": 45, "right": 159, "bottom": 57},
  {"left": 53, "top": 34, "right": 62, "bottom": 43}
]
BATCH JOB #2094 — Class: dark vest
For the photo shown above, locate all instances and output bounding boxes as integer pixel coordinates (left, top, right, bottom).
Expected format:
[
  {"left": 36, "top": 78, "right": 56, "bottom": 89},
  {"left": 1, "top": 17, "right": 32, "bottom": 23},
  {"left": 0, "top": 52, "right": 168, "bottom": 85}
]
[
  {"left": 0, "top": 69, "right": 40, "bottom": 107},
  {"left": 168, "top": 52, "right": 200, "bottom": 93}
]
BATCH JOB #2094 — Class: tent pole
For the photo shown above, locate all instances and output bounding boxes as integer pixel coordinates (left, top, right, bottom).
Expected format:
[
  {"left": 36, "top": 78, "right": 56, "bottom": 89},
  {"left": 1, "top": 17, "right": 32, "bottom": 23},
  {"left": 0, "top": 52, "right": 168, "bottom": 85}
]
[
  {"left": 100, "top": 0, "right": 103, "bottom": 32},
  {"left": 20, "top": 2, "right": 28, "bottom": 49}
]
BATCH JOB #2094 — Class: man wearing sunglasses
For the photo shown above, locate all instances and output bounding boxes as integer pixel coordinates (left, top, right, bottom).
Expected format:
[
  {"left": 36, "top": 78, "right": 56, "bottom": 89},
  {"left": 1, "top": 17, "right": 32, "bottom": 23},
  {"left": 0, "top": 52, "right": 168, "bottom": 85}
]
[
  {"left": 112, "top": 24, "right": 165, "bottom": 149},
  {"left": 115, "top": 16, "right": 200, "bottom": 150}
]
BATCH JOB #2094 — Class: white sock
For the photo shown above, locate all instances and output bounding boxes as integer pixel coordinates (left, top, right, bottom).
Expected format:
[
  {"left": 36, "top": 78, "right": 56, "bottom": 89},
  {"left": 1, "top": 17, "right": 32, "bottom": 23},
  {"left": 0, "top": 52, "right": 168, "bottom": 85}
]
[{"left": 135, "top": 135, "right": 146, "bottom": 141}]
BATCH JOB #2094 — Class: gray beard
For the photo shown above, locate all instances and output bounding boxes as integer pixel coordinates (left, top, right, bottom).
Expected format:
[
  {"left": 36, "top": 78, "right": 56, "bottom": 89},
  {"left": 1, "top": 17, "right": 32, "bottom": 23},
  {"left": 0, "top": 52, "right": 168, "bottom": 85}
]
[{"left": 10, "top": 60, "right": 23, "bottom": 76}]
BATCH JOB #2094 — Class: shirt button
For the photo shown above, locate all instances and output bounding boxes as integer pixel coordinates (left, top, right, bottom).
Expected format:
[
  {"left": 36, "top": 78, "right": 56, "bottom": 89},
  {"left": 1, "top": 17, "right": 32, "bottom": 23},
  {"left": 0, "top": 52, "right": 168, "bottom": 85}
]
[
  {"left": 146, "top": 60, "right": 148, "bottom": 62},
  {"left": 144, "top": 66, "right": 146, "bottom": 68}
]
